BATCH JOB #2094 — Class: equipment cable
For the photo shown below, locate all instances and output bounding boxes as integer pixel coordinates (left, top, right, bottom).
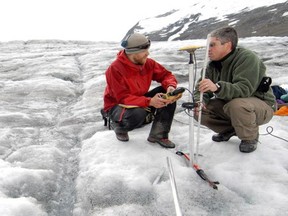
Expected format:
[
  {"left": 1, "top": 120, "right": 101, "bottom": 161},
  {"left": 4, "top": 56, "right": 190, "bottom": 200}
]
[{"left": 261, "top": 126, "right": 288, "bottom": 142}]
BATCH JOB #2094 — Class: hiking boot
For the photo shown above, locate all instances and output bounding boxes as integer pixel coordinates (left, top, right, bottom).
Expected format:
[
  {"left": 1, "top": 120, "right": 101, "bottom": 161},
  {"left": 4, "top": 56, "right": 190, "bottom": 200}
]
[
  {"left": 212, "top": 129, "right": 236, "bottom": 142},
  {"left": 147, "top": 136, "right": 175, "bottom": 148},
  {"left": 115, "top": 132, "right": 129, "bottom": 142},
  {"left": 239, "top": 139, "right": 257, "bottom": 153}
]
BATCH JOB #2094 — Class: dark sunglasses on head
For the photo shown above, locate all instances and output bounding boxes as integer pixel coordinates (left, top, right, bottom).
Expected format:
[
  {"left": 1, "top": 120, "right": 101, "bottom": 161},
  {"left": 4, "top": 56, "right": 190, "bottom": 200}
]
[{"left": 126, "top": 40, "right": 151, "bottom": 50}]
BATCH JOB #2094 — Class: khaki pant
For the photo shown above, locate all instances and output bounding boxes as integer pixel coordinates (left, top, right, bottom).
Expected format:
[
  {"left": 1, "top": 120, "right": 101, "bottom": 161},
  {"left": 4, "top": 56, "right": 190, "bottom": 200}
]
[{"left": 197, "top": 97, "right": 274, "bottom": 140}]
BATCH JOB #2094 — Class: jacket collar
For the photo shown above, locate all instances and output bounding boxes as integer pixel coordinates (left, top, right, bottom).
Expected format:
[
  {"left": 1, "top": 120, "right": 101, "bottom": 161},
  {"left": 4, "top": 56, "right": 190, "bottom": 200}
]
[
  {"left": 117, "top": 50, "right": 143, "bottom": 70},
  {"left": 210, "top": 48, "right": 237, "bottom": 71}
]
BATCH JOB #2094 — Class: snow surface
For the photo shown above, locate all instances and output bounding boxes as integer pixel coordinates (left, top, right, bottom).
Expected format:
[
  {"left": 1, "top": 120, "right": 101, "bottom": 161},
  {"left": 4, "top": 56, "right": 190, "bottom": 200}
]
[
  {"left": 138, "top": 0, "right": 288, "bottom": 38},
  {"left": 0, "top": 37, "right": 288, "bottom": 216}
]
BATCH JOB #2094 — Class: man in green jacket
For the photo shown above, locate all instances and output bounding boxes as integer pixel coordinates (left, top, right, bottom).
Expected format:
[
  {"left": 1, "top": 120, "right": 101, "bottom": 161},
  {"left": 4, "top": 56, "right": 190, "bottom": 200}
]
[{"left": 194, "top": 26, "right": 276, "bottom": 153}]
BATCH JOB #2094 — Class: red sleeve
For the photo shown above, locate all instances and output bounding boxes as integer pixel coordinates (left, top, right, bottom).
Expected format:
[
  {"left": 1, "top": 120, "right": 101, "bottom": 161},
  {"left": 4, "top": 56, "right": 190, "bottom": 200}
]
[{"left": 149, "top": 59, "right": 177, "bottom": 90}]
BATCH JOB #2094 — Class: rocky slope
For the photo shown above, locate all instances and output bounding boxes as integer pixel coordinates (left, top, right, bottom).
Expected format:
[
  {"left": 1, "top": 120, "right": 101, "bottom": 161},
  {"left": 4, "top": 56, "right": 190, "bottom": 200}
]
[{"left": 127, "top": 1, "right": 288, "bottom": 40}]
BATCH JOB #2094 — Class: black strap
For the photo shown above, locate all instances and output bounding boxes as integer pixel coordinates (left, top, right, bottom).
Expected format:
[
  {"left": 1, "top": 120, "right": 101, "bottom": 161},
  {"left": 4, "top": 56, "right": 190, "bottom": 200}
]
[
  {"left": 257, "top": 76, "right": 272, "bottom": 93},
  {"left": 100, "top": 108, "right": 111, "bottom": 130}
]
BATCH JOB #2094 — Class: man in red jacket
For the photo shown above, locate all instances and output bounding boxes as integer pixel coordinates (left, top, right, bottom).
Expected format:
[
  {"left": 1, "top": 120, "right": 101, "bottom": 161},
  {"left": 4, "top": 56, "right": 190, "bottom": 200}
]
[{"left": 102, "top": 33, "right": 179, "bottom": 148}]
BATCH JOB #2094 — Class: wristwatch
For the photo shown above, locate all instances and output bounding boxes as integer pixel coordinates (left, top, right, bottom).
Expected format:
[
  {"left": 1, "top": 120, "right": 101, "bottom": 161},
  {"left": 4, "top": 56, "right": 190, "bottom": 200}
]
[{"left": 215, "top": 82, "right": 221, "bottom": 93}]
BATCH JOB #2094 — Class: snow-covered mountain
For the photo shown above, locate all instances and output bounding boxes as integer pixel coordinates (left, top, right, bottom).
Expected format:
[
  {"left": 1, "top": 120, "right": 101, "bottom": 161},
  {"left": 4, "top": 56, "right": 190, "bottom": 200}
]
[{"left": 127, "top": 0, "right": 288, "bottom": 41}]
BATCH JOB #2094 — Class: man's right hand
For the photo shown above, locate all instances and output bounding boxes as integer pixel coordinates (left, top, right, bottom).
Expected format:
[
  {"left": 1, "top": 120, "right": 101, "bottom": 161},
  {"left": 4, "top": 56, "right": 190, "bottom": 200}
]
[{"left": 149, "top": 93, "right": 171, "bottom": 108}]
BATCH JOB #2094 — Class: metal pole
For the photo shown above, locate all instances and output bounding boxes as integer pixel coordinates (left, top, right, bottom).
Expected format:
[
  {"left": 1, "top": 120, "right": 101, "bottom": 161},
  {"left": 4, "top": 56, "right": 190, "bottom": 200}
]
[
  {"left": 179, "top": 45, "right": 203, "bottom": 167},
  {"left": 167, "top": 157, "right": 182, "bottom": 216},
  {"left": 195, "top": 34, "right": 211, "bottom": 164},
  {"left": 188, "top": 53, "right": 195, "bottom": 167}
]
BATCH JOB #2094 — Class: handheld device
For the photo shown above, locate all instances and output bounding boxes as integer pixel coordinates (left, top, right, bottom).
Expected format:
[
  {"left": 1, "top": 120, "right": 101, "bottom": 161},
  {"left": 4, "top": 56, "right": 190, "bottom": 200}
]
[{"left": 162, "top": 87, "right": 185, "bottom": 99}]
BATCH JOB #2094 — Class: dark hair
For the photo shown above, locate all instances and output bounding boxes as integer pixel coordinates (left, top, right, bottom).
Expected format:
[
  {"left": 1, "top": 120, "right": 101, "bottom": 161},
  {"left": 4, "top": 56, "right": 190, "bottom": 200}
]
[{"left": 210, "top": 26, "right": 238, "bottom": 50}]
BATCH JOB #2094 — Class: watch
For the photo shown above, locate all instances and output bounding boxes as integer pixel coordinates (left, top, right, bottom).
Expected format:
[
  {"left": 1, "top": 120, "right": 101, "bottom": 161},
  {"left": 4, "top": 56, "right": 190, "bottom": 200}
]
[{"left": 215, "top": 82, "right": 221, "bottom": 93}]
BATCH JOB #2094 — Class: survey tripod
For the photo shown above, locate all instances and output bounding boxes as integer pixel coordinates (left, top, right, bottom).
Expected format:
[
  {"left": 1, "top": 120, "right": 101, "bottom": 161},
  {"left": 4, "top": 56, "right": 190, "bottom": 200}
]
[{"left": 178, "top": 36, "right": 219, "bottom": 190}]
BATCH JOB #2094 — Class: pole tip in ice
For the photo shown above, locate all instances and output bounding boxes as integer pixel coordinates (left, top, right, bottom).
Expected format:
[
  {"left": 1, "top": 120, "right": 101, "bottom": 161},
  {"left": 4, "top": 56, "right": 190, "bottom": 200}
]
[{"left": 179, "top": 45, "right": 203, "bottom": 53}]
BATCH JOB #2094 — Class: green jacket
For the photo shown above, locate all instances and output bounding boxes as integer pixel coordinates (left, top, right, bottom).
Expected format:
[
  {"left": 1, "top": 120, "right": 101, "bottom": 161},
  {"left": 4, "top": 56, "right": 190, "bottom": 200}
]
[{"left": 194, "top": 47, "right": 276, "bottom": 110}]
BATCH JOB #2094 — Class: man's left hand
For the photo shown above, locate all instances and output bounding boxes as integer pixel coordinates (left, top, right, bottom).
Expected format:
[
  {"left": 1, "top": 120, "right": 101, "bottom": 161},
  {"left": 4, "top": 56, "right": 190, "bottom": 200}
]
[
  {"left": 165, "top": 86, "right": 182, "bottom": 104},
  {"left": 199, "top": 79, "right": 218, "bottom": 92},
  {"left": 167, "top": 86, "right": 175, "bottom": 94}
]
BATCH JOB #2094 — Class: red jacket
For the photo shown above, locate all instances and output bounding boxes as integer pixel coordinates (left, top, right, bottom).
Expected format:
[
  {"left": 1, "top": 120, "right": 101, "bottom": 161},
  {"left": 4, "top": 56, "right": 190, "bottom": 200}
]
[{"left": 103, "top": 50, "right": 178, "bottom": 112}]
